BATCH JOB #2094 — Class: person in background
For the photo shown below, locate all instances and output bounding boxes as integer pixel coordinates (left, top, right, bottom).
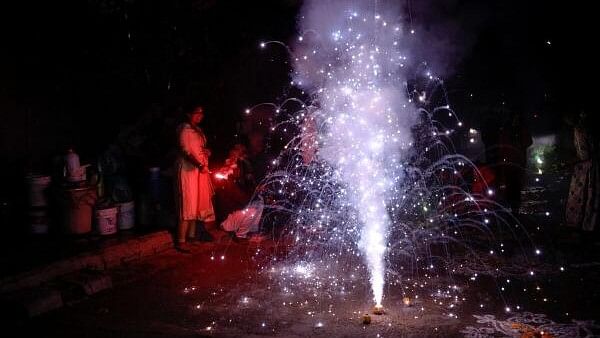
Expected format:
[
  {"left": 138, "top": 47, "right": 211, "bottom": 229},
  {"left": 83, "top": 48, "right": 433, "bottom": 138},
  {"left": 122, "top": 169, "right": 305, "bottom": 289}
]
[
  {"left": 174, "top": 105, "right": 217, "bottom": 252},
  {"left": 247, "top": 131, "right": 271, "bottom": 184},
  {"left": 213, "top": 143, "right": 254, "bottom": 219},
  {"left": 565, "top": 109, "right": 599, "bottom": 234},
  {"left": 497, "top": 112, "right": 533, "bottom": 215},
  {"left": 481, "top": 114, "right": 501, "bottom": 170}
]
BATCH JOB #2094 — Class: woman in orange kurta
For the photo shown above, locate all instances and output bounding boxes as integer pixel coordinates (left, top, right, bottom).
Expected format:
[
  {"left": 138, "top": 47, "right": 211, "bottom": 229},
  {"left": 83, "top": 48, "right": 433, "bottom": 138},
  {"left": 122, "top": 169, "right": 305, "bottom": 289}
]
[{"left": 175, "top": 106, "right": 215, "bottom": 251}]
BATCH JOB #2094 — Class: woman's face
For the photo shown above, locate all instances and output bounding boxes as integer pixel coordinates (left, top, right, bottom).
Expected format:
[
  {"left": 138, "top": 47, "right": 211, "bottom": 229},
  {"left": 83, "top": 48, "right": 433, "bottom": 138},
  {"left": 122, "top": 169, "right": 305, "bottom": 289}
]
[{"left": 189, "top": 107, "right": 204, "bottom": 125}]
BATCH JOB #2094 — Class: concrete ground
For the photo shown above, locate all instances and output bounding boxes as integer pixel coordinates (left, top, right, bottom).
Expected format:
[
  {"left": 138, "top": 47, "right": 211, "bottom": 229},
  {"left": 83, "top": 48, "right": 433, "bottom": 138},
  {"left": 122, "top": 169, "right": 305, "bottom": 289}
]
[
  {"left": 4, "top": 166, "right": 600, "bottom": 337},
  {"left": 11, "top": 227, "right": 599, "bottom": 338}
]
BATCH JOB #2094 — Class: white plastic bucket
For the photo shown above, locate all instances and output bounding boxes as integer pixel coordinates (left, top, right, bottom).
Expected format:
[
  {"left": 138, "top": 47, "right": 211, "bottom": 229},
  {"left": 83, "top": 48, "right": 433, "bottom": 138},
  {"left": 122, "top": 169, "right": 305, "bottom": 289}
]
[
  {"left": 27, "top": 175, "right": 52, "bottom": 207},
  {"left": 29, "top": 208, "right": 49, "bottom": 234},
  {"left": 117, "top": 201, "right": 135, "bottom": 230},
  {"left": 96, "top": 207, "right": 118, "bottom": 235}
]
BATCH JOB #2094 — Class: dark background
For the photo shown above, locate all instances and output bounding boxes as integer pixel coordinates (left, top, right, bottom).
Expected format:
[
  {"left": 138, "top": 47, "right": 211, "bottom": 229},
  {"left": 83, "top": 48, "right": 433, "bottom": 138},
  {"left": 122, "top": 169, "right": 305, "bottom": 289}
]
[{"left": 2, "top": 0, "right": 593, "bottom": 207}]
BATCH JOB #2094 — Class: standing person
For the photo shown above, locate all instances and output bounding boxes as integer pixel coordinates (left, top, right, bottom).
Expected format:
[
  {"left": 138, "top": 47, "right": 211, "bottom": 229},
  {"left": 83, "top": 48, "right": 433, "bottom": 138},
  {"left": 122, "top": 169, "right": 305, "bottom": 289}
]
[
  {"left": 565, "top": 110, "right": 599, "bottom": 232},
  {"left": 497, "top": 112, "right": 533, "bottom": 214},
  {"left": 174, "top": 105, "right": 217, "bottom": 252},
  {"left": 481, "top": 113, "right": 502, "bottom": 168}
]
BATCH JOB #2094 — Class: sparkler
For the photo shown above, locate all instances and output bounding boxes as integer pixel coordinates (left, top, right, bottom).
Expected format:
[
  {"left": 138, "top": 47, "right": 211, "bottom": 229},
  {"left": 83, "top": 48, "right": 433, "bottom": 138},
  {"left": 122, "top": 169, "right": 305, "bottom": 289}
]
[{"left": 214, "top": 172, "right": 228, "bottom": 180}]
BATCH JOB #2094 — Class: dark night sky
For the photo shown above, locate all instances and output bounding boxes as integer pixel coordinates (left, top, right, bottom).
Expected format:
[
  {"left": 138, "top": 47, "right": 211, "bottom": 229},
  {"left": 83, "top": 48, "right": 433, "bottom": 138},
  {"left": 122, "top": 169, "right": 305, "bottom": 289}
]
[{"left": 4, "top": 0, "right": 593, "bottom": 180}]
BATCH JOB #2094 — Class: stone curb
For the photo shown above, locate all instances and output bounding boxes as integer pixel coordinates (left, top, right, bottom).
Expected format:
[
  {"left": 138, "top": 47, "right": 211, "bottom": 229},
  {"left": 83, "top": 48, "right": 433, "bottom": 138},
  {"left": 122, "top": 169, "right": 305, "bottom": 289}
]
[
  {"left": 0, "top": 230, "right": 173, "bottom": 294},
  {"left": 0, "top": 237, "right": 238, "bottom": 320},
  {"left": 0, "top": 231, "right": 173, "bottom": 319},
  {"left": 0, "top": 230, "right": 270, "bottom": 319},
  {"left": 0, "top": 287, "right": 63, "bottom": 319}
]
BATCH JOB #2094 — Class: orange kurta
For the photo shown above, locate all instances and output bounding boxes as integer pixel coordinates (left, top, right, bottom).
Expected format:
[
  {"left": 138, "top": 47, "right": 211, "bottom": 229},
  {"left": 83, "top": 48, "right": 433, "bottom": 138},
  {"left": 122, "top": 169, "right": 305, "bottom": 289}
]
[{"left": 176, "top": 122, "right": 215, "bottom": 221}]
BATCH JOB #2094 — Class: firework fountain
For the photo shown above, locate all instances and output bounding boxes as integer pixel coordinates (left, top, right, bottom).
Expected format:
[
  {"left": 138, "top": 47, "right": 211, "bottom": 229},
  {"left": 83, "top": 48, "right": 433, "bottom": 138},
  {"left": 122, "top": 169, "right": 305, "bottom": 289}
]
[
  {"left": 248, "top": 0, "right": 535, "bottom": 323},
  {"left": 293, "top": 6, "right": 417, "bottom": 308},
  {"left": 258, "top": 1, "right": 443, "bottom": 309}
]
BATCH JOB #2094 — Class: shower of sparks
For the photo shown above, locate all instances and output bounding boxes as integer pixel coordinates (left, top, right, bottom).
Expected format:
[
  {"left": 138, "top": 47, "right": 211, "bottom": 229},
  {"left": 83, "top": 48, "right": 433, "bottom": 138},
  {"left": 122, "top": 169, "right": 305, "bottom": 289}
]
[
  {"left": 245, "top": 0, "right": 538, "bottom": 319},
  {"left": 290, "top": 10, "right": 418, "bottom": 306}
]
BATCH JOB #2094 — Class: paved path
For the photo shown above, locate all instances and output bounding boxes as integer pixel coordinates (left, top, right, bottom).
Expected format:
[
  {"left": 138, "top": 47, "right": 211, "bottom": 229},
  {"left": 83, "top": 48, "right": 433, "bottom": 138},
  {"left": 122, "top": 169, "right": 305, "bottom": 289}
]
[{"left": 14, "top": 236, "right": 599, "bottom": 338}]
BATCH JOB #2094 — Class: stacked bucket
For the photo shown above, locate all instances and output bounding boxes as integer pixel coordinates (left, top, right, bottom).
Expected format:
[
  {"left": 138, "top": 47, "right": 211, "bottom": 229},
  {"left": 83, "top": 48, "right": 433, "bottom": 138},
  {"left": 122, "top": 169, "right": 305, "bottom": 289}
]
[
  {"left": 26, "top": 175, "right": 52, "bottom": 235},
  {"left": 24, "top": 148, "right": 146, "bottom": 236}
]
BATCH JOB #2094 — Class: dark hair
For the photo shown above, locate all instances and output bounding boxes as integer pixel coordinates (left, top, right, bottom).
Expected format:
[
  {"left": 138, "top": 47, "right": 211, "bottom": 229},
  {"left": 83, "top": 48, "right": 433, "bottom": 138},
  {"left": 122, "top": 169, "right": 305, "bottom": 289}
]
[{"left": 186, "top": 105, "right": 204, "bottom": 115}]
